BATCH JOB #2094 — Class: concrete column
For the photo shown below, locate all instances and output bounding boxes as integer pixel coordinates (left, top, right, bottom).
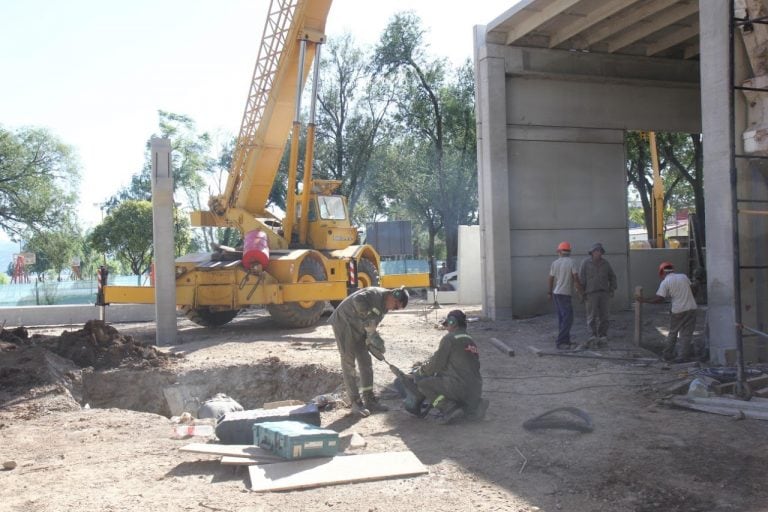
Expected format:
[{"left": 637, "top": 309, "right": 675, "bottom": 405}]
[
  {"left": 475, "top": 25, "right": 513, "bottom": 320},
  {"left": 700, "top": 0, "right": 737, "bottom": 363},
  {"left": 150, "top": 137, "right": 177, "bottom": 346}
]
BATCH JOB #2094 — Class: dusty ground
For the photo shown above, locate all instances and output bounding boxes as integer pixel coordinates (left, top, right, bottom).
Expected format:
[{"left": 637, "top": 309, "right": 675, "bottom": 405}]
[{"left": 1, "top": 298, "right": 767, "bottom": 512}]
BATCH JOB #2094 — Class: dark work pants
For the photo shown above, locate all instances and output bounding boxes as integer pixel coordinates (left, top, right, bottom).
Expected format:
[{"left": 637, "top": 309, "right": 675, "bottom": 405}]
[
  {"left": 585, "top": 290, "right": 610, "bottom": 337},
  {"left": 331, "top": 323, "right": 373, "bottom": 402},
  {"left": 417, "top": 375, "right": 477, "bottom": 412},
  {"left": 553, "top": 294, "right": 573, "bottom": 346},
  {"left": 665, "top": 309, "right": 697, "bottom": 359}
]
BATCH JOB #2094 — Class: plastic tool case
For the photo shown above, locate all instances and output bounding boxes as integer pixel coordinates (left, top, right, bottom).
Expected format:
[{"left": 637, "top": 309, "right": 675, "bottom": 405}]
[{"left": 254, "top": 420, "right": 339, "bottom": 460}]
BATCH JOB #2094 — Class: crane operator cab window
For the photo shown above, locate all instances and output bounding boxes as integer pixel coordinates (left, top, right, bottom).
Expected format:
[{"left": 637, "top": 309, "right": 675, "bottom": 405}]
[{"left": 317, "top": 196, "right": 347, "bottom": 220}]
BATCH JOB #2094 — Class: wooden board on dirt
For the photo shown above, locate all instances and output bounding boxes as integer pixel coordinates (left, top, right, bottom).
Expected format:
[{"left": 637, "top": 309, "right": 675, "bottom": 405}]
[
  {"left": 669, "top": 396, "right": 768, "bottom": 420},
  {"left": 248, "top": 450, "right": 427, "bottom": 492},
  {"left": 180, "top": 443, "right": 284, "bottom": 461},
  {"left": 221, "top": 455, "right": 281, "bottom": 465}
]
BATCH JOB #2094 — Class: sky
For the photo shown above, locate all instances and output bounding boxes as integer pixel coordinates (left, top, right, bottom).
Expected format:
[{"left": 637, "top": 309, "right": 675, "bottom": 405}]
[{"left": 0, "top": 0, "right": 516, "bottom": 228}]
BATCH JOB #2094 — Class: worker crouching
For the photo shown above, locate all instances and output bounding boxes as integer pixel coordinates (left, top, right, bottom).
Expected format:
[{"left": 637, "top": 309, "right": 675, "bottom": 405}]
[{"left": 408, "top": 310, "right": 488, "bottom": 425}]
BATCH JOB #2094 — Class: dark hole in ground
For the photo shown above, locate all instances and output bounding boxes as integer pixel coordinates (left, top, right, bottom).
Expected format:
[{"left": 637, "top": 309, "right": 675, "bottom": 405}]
[{"left": 1, "top": 321, "right": 343, "bottom": 419}]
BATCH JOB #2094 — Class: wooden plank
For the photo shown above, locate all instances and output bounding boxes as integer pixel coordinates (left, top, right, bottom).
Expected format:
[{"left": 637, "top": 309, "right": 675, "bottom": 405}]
[
  {"left": 248, "top": 451, "right": 427, "bottom": 492},
  {"left": 528, "top": 345, "right": 656, "bottom": 363},
  {"left": 222, "top": 455, "right": 280, "bottom": 466},
  {"left": 685, "top": 396, "right": 768, "bottom": 411},
  {"left": 669, "top": 397, "right": 768, "bottom": 420},
  {"left": 180, "top": 443, "right": 284, "bottom": 461},
  {"left": 716, "top": 375, "right": 768, "bottom": 394}
]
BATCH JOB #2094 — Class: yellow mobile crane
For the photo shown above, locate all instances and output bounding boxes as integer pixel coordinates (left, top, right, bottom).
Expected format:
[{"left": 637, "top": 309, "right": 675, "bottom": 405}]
[{"left": 102, "top": 0, "right": 429, "bottom": 328}]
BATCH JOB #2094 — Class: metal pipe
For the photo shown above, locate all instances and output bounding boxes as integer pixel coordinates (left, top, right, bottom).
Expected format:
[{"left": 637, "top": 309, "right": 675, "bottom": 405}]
[
  {"left": 283, "top": 38, "right": 308, "bottom": 245},
  {"left": 299, "top": 43, "right": 322, "bottom": 244}
]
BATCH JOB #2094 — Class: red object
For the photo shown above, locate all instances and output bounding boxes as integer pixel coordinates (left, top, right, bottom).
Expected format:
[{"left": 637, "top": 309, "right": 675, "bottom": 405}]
[
  {"left": 557, "top": 241, "right": 571, "bottom": 252},
  {"left": 658, "top": 261, "right": 674, "bottom": 277},
  {"left": 243, "top": 230, "right": 270, "bottom": 270}
]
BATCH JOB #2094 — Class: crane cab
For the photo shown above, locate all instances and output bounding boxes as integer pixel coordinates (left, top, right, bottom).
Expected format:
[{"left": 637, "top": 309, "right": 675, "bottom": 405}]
[{"left": 294, "top": 180, "right": 358, "bottom": 250}]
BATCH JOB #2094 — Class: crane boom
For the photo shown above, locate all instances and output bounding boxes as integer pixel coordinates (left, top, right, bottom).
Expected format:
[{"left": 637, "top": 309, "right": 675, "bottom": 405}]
[{"left": 210, "top": 0, "right": 332, "bottom": 217}]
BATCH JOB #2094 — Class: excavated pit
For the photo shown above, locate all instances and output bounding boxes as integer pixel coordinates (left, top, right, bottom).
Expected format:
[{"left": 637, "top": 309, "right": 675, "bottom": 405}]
[{"left": 0, "top": 321, "right": 343, "bottom": 419}]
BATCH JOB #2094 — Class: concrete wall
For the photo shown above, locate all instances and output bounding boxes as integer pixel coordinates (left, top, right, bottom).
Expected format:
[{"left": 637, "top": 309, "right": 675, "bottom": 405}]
[
  {"left": 628, "top": 249, "right": 689, "bottom": 298},
  {"left": 458, "top": 225, "right": 482, "bottom": 304},
  {"left": 0, "top": 304, "right": 156, "bottom": 328},
  {"left": 474, "top": 36, "right": 700, "bottom": 319}
]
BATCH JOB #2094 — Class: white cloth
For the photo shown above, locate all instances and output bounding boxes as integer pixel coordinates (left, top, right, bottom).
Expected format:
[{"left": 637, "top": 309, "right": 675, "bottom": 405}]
[
  {"left": 550, "top": 256, "right": 578, "bottom": 296},
  {"left": 656, "top": 273, "right": 697, "bottom": 314}
]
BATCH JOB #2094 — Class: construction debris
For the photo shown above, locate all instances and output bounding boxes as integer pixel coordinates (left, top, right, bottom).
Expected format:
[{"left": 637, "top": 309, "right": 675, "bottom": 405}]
[
  {"left": 527, "top": 345, "right": 656, "bottom": 364},
  {"left": 488, "top": 337, "right": 515, "bottom": 357},
  {"left": 669, "top": 395, "right": 768, "bottom": 421}
]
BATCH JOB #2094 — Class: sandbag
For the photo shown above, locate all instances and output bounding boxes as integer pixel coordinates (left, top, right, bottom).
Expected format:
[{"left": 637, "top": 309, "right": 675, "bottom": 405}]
[{"left": 197, "top": 393, "right": 244, "bottom": 420}]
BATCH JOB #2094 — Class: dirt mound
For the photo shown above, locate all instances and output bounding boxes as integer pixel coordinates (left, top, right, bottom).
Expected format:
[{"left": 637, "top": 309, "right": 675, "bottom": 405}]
[
  {"left": 41, "top": 320, "right": 180, "bottom": 370},
  {"left": 0, "top": 344, "right": 82, "bottom": 422}
]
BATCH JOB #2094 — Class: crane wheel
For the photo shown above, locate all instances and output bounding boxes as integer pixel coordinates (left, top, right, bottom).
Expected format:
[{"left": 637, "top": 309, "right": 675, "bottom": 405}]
[
  {"left": 356, "top": 258, "right": 380, "bottom": 288},
  {"left": 182, "top": 306, "right": 238, "bottom": 327},
  {"left": 330, "top": 258, "right": 380, "bottom": 309},
  {"left": 267, "top": 257, "right": 327, "bottom": 328}
]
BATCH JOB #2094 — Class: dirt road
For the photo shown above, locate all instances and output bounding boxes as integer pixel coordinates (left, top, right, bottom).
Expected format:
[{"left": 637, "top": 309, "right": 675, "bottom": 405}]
[{"left": 1, "top": 300, "right": 766, "bottom": 512}]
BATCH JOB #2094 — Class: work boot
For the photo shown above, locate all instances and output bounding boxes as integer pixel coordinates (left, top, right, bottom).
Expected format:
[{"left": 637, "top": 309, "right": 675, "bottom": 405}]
[
  {"left": 350, "top": 399, "right": 370, "bottom": 418},
  {"left": 597, "top": 336, "right": 608, "bottom": 348},
  {"left": 466, "top": 398, "right": 489, "bottom": 422},
  {"left": 362, "top": 392, "right": 389, "bottom": 413},
  {"left": 435, "top": 399, "right": 463, "bottom": 425}
]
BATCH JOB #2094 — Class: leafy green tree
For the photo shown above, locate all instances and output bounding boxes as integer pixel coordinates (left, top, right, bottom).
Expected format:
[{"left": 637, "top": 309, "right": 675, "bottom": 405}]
[
  {"left": 373, "top": 13, "right": 478, "bottom": 270},
  {"left": 0, "top": 126, "right": 80, "bottom": 237},
  {"left": 626, "top": 131, "right": 702, "bottom": 245},
  {"left": 24, "top": 217, "right": 82, "bottom": 281},
  {"left": 89, "top": 200, "right": 154, "bottom": 283},
  {"left": 104, "top": 111, "right": 207, "bottom": 251},
  {"left": 315, "top": 32, "right": 395, "bottom": 218}
]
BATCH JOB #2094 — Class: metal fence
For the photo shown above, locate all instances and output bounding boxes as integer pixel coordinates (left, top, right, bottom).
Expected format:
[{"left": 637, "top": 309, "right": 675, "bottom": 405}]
[{"left": 0, "top": 276, "right": 146, "bottom": 306}]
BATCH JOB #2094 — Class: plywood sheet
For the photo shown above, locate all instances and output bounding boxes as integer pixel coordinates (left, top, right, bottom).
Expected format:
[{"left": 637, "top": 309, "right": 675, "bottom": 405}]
[
  {"left": 180, "top": 443, "right": 284, "bottom": 461},
  {"left": 221, "top": 455, "right": 279, "bottom": 466},
  {"left": 248, "top": 450, "right": 427, "bottom": 492}
]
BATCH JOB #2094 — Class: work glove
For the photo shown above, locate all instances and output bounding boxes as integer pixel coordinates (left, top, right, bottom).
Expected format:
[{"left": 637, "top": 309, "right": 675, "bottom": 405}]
[{"left": 366, "top": 331, "right": 386, "bottom": 355}]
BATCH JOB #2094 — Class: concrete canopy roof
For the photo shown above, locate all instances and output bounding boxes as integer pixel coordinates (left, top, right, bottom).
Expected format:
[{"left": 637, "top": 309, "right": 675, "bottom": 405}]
[{"left": 486, "top": 0, "right": 700, "bottom": 60}]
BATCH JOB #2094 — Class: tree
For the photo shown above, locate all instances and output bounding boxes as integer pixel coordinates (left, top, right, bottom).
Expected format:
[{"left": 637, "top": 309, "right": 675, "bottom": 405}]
[
  {"left": 373, "top": 13, "right": 478, "bottom": 270},
  {"left": 24, "top": 217, "right": 82, "bottom": 281},
  {"left": 315, "top": 32, "right": 395, "bottom": 219},
  {"left": 625, "top": 131, "right": 702, "bottom": 245},
  {"left": 658, "top": 132, "right": 705, "bottom": 245},
  {"left": 0, "top": 126, "right": 80, "bottom": 238},
  {"left": 105, "top": 111, "right": 208, "bottom": 251},
  {"left": 89, "top": 200, "right": 154, "bottom": 283}
]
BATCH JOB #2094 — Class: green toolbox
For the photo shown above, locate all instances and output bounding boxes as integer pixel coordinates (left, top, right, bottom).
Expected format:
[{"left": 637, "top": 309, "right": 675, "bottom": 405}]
[{"left": 253, "top": 420, "right": 339, "bottom": 460}]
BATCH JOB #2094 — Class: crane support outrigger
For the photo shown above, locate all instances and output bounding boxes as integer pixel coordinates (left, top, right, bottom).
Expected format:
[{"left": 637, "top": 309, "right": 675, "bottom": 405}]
[{"left": 100, "top": 0, "right": 429, "bottom": 328}]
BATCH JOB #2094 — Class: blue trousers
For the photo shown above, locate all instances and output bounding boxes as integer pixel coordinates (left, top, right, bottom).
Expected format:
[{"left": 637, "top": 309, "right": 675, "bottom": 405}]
[{"left": 553, "top": 294, "right": 573, "bottom": 346}]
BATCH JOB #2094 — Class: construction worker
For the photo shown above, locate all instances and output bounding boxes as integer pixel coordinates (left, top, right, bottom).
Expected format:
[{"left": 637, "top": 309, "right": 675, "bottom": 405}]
[
  {"left": 413, "top": 310, "right": 487, "bottom": 425},
  {"left": 548, "top": 241, "right": 582, "bottom": 349},
  {"left": 330, "top": 286, "right": 409, "bottom": 417},
  {"left": 635, "top": 262, "right": 698, "bottom": 362},
  {"left": 578, "top": 242, "right": 617, "bottom": 348}
]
